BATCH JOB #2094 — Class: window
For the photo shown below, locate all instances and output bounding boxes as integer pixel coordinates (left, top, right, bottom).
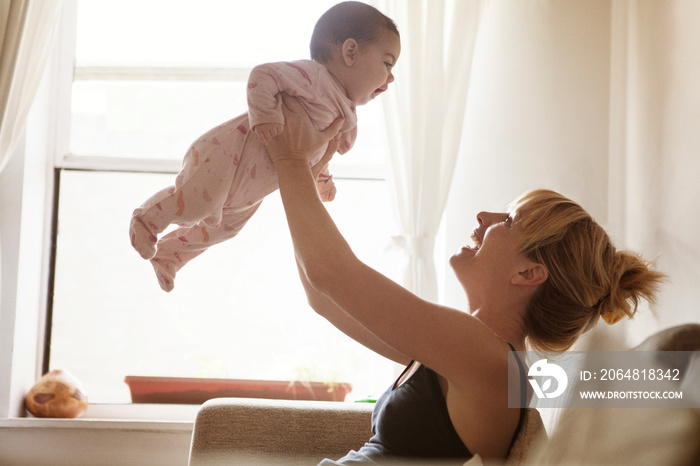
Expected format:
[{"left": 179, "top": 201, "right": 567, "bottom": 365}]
[{"left": 48, "top": 0, "right": 400, "bottom": 404}]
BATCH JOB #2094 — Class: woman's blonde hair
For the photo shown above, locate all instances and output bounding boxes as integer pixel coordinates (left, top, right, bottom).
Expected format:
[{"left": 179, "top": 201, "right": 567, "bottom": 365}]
[{"left": 509, "top": 190, "right": 666, "bottom": 352}]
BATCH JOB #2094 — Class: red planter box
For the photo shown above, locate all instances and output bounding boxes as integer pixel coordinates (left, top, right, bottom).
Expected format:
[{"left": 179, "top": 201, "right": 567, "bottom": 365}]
[{"left": 124, "top": 376, "right": 352, "bottom": 404}]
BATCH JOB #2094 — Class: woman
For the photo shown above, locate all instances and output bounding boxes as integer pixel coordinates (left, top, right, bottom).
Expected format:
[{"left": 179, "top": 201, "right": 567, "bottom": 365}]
[{"left": 265, "top": 95, "right": 665, "bottom": 463}]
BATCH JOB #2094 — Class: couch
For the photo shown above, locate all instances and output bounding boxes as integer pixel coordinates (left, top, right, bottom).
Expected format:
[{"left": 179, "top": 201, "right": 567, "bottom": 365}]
[{"left": 188, "top": 324, "right": 700, "bottom": 465}]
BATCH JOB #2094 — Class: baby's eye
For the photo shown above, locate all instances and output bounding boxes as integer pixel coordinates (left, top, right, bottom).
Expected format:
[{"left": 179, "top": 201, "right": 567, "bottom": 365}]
[
  {"left": 385, "top": 62, "right": 393, "bottom": 69},
  {"left": 503, "top": 216, "right": 513, "bottom": 226}
]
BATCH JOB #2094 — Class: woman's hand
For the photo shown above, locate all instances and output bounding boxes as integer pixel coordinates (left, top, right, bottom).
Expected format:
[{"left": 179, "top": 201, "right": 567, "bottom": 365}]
[{"left": 265, "top": 93, "right": 345, "bottom": 167}]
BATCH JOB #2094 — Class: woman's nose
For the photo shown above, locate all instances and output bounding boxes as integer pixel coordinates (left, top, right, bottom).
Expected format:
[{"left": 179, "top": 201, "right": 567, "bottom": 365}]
[{"left": 476, "top": 211, "right": 498, "bottom": 227}]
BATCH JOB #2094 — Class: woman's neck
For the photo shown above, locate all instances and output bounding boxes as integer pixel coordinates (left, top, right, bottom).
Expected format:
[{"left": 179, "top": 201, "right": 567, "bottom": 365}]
[{"left": 472, "top": 307, "right": 527, "bottom": 351}]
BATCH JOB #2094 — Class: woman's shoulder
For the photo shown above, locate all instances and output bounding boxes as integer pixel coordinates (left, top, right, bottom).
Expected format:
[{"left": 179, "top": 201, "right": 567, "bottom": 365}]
[
  {"left": 415, "top": 309, "right": 515, "bottom": 391},
  {"left": 452, "top": 329, "right": 518, "bottom": 407},
  {"left": 441, "top": 335, "right": 524, "bottom": 458}
]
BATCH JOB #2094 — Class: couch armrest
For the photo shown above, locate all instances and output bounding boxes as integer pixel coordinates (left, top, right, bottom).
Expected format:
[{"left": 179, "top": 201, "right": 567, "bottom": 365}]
[
  {"left": 631, "top": 323, "right": 700, "bottom": 351},
  {"left": 188, "top": 397, "right": 373, "bottom": 465}
]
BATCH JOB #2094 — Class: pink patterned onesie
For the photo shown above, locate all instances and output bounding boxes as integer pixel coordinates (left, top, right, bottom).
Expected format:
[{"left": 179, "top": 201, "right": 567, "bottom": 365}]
[{"left": 129, "top": 60, "right": 358, "bottom": 292}]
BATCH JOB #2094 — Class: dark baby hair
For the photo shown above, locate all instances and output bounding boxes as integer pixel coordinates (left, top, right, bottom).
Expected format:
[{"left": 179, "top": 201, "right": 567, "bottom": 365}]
[{"left": 310, "top": 1, "right": 399, "bottom": 63}]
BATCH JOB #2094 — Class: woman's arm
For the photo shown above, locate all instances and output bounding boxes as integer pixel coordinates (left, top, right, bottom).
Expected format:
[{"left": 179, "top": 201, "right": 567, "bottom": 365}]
[
  {"left": 296, "top": 258, "right": 411, "bottom": 366},
  {"left": 275, "top": 125, "right": 408, "bottom": 364},
  {"left": 267, "top": 95, "right": 502, "bottom": 387}
]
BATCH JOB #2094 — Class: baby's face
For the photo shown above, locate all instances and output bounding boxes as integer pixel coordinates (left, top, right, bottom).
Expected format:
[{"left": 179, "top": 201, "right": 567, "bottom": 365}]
[{"left": 345, "top": 29, "right": 401, "bottom": 106}]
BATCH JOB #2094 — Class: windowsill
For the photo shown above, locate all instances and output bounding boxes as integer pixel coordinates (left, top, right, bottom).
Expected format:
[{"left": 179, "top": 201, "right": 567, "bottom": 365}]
[
  {"left": 0, "top": 416, "right": 193, "bottom": 432},
  {"left": 1, "top": 402, "right": 200, "bottom": 427},
  {"left": 0, "top": 404, "right": 196, "bottom": 466}
]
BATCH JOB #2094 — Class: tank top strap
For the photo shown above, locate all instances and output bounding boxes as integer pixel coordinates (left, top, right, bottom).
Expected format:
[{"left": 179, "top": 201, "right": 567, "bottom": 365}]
[
  {"left": 506, "top": 342, "right": 528, "bottom": 453},
  {"left": 506, "top": 343, "right": 527, "bottom": 410}
]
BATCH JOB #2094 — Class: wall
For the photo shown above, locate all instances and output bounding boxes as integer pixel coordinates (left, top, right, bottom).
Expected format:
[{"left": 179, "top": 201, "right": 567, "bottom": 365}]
[{"left": 442, "top": 0, "right": 700, "bottom": 349}]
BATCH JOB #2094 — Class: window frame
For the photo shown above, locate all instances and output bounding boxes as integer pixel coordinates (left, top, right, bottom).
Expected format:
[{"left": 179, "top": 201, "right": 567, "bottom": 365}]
[{"left": 41, "top": 0, "right": 397, "bottom": 412}]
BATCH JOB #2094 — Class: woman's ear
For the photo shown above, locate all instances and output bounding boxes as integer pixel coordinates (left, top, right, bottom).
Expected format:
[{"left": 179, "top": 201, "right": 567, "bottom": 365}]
[
  {"left": 341, "top": 38, "right": 359, "bottom": 66},
  {"left": 512, "top": 261, "right": 548, "bottom": 287}
]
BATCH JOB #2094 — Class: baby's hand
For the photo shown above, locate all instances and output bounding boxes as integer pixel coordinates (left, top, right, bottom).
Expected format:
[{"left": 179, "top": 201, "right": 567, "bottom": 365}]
[
  {"left": 254, "top": 123, "right": 284, "bottom": 146},
  {"left": 317, "top": 178, "right": 337, "bottom": 202}
]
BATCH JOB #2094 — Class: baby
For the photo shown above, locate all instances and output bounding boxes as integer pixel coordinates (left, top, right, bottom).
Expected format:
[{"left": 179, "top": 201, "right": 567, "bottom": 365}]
[{"left": 129, "top": 1, "right": 400, "bottom": 292}]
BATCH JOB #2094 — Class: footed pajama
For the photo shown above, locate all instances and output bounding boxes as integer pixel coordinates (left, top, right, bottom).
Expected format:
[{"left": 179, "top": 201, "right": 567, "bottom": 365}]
[{"left": 130, "top": 60, "right": 358, "bottom": 291}]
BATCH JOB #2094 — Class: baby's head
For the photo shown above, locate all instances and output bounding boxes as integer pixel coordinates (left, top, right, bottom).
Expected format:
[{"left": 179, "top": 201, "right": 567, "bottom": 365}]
[
  {"left": 310, "top": 1, "right": 400, "bottom": 105},
  {"left": 310, "top": 2, "right": 399, "bottom": 63}
]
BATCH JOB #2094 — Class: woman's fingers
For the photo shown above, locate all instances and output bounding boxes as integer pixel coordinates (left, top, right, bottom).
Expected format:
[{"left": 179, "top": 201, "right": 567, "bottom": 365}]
[
  {"left": 266, "top": 93, "right": 345, "bottom": 167},
  {"left": 279, "top": 92, "right": 306, "bottom": 119},
  {"left": 312, "top": 137, "right": 339, "bottom": 180},
  {"left": 322, "top": 116, "right": 345, "bottom": 140}
]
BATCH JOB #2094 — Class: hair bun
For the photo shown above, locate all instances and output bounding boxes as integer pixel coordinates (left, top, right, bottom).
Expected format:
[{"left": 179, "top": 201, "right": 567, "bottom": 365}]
[{"left": 599, "top": 250, "right": 665, "bottom": 325}]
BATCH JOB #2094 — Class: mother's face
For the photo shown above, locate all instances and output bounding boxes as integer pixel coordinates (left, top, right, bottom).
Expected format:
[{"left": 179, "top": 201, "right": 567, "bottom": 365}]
[{"left": 449, "top": 210, "right": 534, "bottom": 308}]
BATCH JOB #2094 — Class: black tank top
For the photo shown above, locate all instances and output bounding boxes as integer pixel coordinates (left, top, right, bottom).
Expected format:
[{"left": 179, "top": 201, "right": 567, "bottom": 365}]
[{"left": 323, "top": 345, "right": 527, "bottom": 464}]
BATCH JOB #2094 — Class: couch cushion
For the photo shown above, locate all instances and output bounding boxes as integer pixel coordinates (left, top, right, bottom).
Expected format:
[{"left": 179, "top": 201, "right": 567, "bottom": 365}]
[
  {"left": 189, "top": 397, "right": 373, "bottom": 465},
  {"left": 527, "top": 323, "right": 700, "bottom": 465},
  {"left": 529, "top": 406, "right": 700, "bottom": 465}
]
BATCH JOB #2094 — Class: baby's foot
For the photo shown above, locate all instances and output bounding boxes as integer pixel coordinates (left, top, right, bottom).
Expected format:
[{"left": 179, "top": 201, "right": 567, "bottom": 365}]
[
  {"left": 151, "top": 258, "right": 177, "bottom": 293},
  {"left": 130, "top": 215, "right": 157, "bottom": 260}
]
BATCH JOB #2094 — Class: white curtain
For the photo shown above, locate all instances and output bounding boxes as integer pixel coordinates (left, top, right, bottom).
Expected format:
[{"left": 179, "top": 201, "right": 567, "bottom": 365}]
[
  {"left": 0, "top": 0, "right": 63, "bottom": 174},
  {"left": 373, "top": 0, "right": 484, "bottom": 300}
]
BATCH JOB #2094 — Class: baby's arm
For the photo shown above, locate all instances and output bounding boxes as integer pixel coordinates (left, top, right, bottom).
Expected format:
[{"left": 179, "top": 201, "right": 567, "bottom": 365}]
[
  {"left": 253, "top": 123, "right": 283, "bottom": 146},
  {"left": 337, "top": 127, "right": 358, "bottom": 155},
  {"left": 247, "top": 62, "right": 320, "bottom": 146}
]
